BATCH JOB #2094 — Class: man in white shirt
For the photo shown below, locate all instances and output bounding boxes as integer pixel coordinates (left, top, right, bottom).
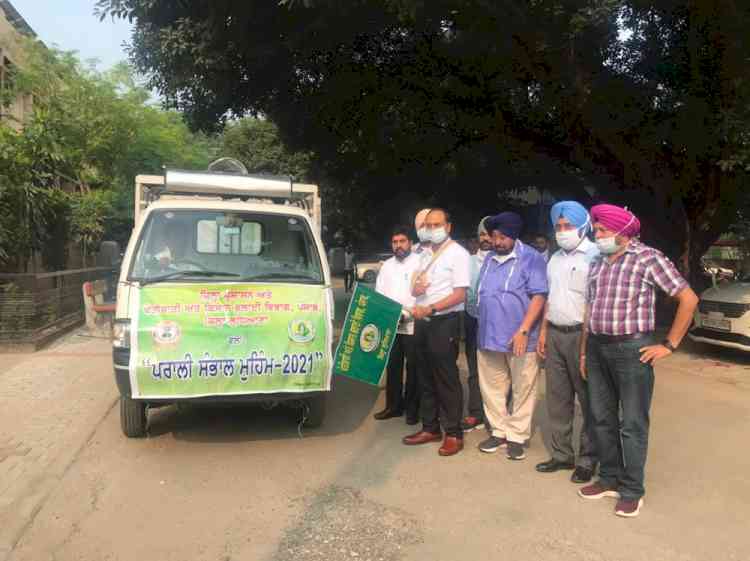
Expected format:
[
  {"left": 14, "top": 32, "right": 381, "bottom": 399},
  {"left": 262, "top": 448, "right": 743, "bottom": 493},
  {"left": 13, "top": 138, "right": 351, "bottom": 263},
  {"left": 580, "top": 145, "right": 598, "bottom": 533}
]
[
  {"left": 402, "top": 208, "right": 471, "bottom": 456},
  {"left": 536, "top": 201, "right": 599, "bottom": 483},
  {"left": 374, "top": 226, "right": 422, "bottom": 422}
]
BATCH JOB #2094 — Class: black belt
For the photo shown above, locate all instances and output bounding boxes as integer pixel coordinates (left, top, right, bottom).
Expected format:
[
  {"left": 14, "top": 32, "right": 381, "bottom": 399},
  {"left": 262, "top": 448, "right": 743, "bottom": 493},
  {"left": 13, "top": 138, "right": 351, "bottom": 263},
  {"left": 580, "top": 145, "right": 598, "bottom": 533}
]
[
  {"left": 420, "top": 311, "right": 459, "bottom": 321},
  {"left": 548, "top": 323, "right": 583, "bottom": 333},
  {"left": 591, "top": 332, "right": 653, "bottom": 344}
]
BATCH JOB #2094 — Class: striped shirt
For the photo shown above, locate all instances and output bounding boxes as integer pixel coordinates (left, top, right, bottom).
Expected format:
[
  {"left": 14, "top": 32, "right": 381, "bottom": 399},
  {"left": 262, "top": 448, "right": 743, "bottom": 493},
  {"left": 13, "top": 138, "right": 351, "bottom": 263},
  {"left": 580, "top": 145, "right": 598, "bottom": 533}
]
[{"left": 587, "top": 241, "right": 687, "bottom": 335}]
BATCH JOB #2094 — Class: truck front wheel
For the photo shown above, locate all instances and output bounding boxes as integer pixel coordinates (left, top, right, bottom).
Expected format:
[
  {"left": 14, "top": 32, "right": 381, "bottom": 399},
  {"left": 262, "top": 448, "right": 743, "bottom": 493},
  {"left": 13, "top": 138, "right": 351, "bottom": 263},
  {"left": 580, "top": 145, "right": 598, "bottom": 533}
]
[
  {"left": 120, "top": 396, "right": 147, "bottom": 437},
  {"left": 302, "top": 394, "right": 326, "bottom": 428}
]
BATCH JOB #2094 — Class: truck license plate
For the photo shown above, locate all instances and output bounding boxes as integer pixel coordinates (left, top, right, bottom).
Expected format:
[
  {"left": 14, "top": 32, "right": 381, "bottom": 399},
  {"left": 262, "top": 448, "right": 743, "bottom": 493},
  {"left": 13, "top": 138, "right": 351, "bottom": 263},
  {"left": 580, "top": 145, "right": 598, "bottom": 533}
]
[{"left": 702, "top": 317, "right": 731, "bottom": 332}]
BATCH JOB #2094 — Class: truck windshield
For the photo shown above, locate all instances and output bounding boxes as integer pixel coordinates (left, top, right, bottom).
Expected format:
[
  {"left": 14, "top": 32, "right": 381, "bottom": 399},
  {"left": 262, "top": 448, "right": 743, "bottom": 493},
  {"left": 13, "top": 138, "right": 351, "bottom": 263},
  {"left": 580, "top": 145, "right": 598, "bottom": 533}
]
[{"left": 129, "top": 210, "right": 324, "bottom": 284}]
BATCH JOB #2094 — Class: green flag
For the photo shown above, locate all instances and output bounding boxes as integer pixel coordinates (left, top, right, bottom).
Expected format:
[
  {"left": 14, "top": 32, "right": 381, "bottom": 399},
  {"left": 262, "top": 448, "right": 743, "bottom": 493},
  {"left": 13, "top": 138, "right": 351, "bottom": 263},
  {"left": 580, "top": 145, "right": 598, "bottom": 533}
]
[{"left": 333, "top": 283, "right": 402, "bottom": 385}]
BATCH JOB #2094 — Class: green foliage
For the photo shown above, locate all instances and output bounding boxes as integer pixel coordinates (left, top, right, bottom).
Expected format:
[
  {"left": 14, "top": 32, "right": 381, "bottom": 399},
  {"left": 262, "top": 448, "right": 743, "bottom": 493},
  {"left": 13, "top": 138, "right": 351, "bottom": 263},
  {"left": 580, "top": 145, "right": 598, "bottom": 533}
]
[
  {"left": 221, "top": 119, "right": 312, "bottom": 179},
  {"left": 96, "top": 1, "right": 750, "bottom": 262},
  {"left": 0, "top": 40, "right": 220, "bottom": 270},
  {"left": 70, "top": 190, "right": 115, "bottom": 259}
]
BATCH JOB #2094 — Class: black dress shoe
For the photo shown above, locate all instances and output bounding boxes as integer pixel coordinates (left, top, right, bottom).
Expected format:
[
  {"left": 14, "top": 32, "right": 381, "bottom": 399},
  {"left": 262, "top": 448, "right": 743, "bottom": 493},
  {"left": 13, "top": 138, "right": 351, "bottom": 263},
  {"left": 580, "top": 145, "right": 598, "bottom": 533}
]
[
  {"left": 373, "top": 408, "right": 403, "bottom": 420},
  {"left": 535, "top": 458, "right": 575, "bottom": 473},
  {"left": 570, "top": 466, "right": 594, "bottom": 484}
]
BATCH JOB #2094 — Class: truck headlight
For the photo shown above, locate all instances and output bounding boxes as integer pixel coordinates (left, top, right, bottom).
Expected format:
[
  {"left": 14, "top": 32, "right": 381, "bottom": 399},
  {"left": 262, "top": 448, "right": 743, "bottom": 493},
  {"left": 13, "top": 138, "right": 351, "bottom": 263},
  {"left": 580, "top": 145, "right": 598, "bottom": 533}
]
[{"left": 113, "top": 320, "right": 131, "bottom": 349}]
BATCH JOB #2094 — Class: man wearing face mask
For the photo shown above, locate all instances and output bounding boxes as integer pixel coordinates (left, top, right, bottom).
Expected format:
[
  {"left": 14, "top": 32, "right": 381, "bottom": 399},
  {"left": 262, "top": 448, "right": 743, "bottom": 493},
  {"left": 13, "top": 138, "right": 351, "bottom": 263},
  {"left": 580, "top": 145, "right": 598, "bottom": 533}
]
[
  {"left": 402, "top": 208, "right": 471, "bottom": 456},
  {"left": 413, "top": 208, "right": 432, "bottom": 256},
  {"left": 374, "top": 226, "right": 422, "bottom": 422},
  {"left": 535, "top": 201, "right": 599, "bottom": 483},
  {"left": 476, "top": 212, "right": 548, "bottom": 460},
  {"left": 461, "top": 216, "right": 492, "bottom": 432},
  {"left": 578, "top": 204, "right": 698, "bottom": 518}
]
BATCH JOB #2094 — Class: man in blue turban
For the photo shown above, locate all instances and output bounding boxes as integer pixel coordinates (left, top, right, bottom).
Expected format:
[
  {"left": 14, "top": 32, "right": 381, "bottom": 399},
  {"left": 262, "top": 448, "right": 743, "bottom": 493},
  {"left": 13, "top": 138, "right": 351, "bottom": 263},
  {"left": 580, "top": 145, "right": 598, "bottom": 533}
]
[
  {"left": 535, "top": 201, "right": 599, "bottom": 483},
  {"left": 475, "top": 211, "right": 548, "bottom": 460}
]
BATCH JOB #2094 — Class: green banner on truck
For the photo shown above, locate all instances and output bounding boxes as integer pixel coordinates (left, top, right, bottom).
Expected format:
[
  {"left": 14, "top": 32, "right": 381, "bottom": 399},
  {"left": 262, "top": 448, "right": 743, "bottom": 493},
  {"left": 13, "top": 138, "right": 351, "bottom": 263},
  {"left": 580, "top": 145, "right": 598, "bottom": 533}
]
[{"left": 130, "top": 283, "right": 332, "bottom": 398}]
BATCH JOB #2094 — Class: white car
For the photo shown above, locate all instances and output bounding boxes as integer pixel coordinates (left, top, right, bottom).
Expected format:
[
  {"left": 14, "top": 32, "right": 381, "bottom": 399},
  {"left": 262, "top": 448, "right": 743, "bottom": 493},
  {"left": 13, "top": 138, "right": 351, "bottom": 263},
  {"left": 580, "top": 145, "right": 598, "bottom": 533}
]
[
  {"left": 689, "top": 278, "right": 750, "bottom": 352},
  {"left": 356, "top": 253, "right": 390, "bottom": 283}
]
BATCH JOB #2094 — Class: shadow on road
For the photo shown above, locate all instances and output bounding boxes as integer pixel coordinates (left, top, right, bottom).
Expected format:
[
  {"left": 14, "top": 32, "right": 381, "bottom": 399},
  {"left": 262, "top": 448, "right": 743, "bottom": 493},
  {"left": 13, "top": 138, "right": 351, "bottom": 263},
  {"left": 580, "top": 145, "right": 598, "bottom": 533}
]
[{"left": 147, "top": 374, "right": 379, "bottom": 442}]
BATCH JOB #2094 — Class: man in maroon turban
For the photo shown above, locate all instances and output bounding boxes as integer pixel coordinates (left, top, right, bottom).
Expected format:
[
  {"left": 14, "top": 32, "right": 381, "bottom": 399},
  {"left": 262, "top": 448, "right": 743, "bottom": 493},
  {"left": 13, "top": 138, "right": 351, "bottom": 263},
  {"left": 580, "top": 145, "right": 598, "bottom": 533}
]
[{"left": 578, "top": 204, "right": 698, "bottom": 518}]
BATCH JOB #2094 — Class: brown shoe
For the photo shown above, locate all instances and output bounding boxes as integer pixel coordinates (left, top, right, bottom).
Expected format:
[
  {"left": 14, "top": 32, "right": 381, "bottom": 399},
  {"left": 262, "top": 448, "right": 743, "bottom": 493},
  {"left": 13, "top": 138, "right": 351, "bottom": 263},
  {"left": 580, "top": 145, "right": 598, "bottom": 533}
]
[
  {"left": 402, "top": 430, "right": 442, "bottom": 446},
  {"left": 438, "top": 436, "right": 464, "bottom": 456}
]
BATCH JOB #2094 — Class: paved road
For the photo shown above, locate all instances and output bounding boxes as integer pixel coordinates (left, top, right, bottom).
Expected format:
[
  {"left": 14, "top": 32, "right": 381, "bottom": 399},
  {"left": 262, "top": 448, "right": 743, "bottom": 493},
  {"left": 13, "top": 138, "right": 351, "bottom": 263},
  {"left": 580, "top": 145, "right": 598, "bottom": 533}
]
[{"left": 2, "top": 287, "right": 749, "bottom": 561}]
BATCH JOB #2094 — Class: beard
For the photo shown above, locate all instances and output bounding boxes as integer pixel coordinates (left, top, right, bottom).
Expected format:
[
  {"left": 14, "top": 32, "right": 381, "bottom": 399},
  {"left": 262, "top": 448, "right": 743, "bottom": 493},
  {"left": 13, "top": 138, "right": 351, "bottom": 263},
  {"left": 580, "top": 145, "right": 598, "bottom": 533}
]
[
  {"left": 395, "top": 249, "right": 411, "bottom": 260},
  {"left": 494, "top": 246, "right": 513, "bottom": 255}
]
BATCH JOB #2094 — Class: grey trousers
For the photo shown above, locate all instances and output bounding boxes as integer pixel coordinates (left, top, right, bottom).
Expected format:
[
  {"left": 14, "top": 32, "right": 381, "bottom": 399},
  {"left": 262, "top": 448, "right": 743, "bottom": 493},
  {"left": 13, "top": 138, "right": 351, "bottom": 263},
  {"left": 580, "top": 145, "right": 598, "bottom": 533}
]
[{"left": 544, "top": 326, "right": 597, "bottom": 469}]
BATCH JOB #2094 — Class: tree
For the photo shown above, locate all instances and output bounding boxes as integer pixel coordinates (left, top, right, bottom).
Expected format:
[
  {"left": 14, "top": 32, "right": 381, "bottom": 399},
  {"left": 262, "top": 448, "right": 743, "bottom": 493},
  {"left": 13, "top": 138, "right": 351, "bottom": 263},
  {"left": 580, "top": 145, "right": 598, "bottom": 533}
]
[
  {"left": 0, "top": 40, "right": 221, "bottom": 270},
  {"left": 221, "top": 118, "right": 312, "bottom": 179},
  {"left": 97, "top": 0, "right": 750, "bottom": 280}
]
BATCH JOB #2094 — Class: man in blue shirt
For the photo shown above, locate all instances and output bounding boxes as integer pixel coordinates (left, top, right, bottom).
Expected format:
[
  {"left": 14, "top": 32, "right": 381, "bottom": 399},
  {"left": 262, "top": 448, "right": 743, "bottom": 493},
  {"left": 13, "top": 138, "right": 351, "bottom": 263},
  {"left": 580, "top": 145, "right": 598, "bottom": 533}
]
[{"left": 476, "top": 212, "right": 548, "bottom": 460}]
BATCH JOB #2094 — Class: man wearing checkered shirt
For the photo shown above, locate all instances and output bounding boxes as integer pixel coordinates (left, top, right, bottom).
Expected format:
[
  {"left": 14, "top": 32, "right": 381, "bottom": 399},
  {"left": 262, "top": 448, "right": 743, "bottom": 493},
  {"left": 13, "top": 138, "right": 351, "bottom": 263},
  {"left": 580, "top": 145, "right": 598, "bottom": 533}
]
[{"left": 577, "top": 204, "right": 698, "bottom": 518}]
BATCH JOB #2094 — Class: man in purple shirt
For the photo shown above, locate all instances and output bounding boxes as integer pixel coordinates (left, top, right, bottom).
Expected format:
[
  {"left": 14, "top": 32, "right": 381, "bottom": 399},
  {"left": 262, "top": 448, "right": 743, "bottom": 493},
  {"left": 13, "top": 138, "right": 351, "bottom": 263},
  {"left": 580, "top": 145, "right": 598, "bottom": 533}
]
[
  {"left": 578, "top": 204, "right": 698, "bottom": 518},
  {"left": 476, "top": 212, "right": 548, "bottom": 460}
]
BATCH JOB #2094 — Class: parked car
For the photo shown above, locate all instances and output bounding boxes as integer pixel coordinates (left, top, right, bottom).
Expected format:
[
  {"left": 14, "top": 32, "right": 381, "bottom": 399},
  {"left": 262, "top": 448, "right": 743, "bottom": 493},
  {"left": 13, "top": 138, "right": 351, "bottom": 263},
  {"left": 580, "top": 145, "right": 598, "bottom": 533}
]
[
  {"left": 356, "top": 252, "right": 391, "bottom": 283},
  {"left": 688, "top": 275, "right": 750, "bottom": 352}
]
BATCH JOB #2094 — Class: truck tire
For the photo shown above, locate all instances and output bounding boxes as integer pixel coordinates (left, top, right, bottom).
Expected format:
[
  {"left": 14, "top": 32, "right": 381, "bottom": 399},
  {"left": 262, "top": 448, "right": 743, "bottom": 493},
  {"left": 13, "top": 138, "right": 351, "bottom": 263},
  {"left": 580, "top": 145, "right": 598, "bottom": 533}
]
[
  {"left": 120, "top": 396, "right": 147, "bottom": 437},
  {"left": 303, "top": 394, "right": 326, "bottom": 428}
]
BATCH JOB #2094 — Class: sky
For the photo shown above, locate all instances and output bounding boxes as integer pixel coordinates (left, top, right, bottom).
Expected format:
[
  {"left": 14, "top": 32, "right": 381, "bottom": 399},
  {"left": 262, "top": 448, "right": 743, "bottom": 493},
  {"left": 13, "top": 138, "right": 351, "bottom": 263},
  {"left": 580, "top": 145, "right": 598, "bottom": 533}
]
[{"left": 11, "top": 0, "right": 134, "bottom": 70}]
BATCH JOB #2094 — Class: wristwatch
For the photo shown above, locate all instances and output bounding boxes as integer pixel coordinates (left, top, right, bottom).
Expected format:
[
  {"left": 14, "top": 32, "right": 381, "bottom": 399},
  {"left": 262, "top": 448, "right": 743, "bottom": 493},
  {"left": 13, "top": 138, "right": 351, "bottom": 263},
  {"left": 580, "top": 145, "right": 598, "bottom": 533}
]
[
  {"left": 430, "top": 306, "right": 438, "bottom": 316},
  {"left": 661, "top": 339, "right": 676, "bottom": 352}
]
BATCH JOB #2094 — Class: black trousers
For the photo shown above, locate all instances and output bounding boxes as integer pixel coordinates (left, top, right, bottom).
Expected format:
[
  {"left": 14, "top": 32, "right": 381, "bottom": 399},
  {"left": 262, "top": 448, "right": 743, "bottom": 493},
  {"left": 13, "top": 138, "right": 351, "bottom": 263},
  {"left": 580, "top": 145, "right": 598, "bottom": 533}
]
[
  {"left": 463, "top": 312, "right": 484, "bottom": 419},
  {"left": 344, "top": 269, "right": 355, "bottom": 292},
  {"left": 384, "top": 333, "right": 420, "bottom": 418},
  {"left": 414, "top": 313, "right": 463, "bottom": 438}
]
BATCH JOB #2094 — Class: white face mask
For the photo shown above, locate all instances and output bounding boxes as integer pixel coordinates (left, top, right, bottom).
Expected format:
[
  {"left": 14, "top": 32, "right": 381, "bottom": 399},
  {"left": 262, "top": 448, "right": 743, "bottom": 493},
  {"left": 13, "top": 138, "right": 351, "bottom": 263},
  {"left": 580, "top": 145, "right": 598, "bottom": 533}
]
[
  {"left": 430, "top": 227, "right": 448, "bottom": 245},
  {"left": 417, "top": 227, "right": 431, "bottom": 243},
  {"left": 596, "top": 236, "right": 620, "bottom": 254},
  {"left": 595, "top": 215, "right": 634, "bottom": 255},
  {"left": 555, "top": 229, "right": 582, "bottom": 251}
]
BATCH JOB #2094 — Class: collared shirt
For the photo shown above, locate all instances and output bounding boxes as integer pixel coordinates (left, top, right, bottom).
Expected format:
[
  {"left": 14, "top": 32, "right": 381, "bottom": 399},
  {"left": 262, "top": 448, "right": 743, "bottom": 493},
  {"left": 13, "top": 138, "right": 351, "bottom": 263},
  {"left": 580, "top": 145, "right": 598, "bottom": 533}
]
[
  {"left": 477, "top": 240, "right": 548, "bottom": 353},
  {"left": 415, "top": 239, "right": 471, "bottom": 314},
  {"left": 587, "top": 240, "right": 688, "bottom": 336},
  {"left": 465, "top": 250, "right": 488, "bottom": 318},
  {"left": 546, "top": 238, "right": 599, "bottom": 326},
  {"left": 375, "top": 252, "right": 421, "bottom": 309}
]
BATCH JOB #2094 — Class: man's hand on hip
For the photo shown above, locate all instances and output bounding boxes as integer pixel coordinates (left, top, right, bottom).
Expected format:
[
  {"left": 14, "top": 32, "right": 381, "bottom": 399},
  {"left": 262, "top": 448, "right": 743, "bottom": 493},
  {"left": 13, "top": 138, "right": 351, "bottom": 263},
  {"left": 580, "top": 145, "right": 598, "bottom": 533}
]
[{"left": 639, "top": 344, "right": 672, "bottom": 364}]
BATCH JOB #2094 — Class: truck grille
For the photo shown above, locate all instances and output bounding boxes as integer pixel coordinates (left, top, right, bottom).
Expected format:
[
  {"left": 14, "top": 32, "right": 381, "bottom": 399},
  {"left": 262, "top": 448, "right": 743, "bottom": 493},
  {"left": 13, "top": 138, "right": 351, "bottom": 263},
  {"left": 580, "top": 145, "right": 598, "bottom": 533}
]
[{"left": 698, "top": 300, "right": 750, "bottom": 318}]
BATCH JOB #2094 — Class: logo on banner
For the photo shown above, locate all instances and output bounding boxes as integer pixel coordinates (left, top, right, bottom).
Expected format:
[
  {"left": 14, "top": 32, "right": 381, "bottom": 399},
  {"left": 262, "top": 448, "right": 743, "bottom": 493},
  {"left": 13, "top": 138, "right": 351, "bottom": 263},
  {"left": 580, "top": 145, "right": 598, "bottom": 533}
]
[
  {"left": 151, "top": 320, "right": 181, "bottom": 347},
  {"left": 359, "top": 324, "right": 381, "bottom": 353},
  {"left": 288, "top": 319, "right": 316, "bottom": 343}
]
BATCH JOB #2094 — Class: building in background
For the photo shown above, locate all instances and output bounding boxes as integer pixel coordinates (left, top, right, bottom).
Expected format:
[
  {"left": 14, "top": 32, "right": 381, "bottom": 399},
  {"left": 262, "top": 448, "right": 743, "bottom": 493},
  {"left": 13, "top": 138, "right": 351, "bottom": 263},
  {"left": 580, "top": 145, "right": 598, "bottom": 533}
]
[{"left": 0, "top": 0, "right": 35, "bottom": 130}]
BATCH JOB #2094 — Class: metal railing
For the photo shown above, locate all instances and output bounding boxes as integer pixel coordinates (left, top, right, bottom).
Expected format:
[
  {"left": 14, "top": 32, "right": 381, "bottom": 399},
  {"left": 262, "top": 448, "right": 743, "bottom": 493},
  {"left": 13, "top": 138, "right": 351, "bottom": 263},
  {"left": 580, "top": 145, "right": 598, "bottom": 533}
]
[{"left": 0, "top": 267, "right": 117, "bottom": 343}]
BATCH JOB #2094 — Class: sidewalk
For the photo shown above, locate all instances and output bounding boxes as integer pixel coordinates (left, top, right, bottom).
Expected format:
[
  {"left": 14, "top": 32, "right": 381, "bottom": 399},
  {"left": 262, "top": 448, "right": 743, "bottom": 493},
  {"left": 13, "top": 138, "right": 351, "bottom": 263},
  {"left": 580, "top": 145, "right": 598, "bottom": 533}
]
[{"left": 0, "top": 330, "right": 117, "bottom": 561}]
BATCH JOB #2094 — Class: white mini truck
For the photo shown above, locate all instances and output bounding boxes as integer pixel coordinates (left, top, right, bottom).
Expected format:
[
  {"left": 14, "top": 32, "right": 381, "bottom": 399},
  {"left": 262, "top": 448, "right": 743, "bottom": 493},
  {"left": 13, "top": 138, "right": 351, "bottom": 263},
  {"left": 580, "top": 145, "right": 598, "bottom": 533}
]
[{"left": 112, "top": 170, "right": 333, "bottom": 437}]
